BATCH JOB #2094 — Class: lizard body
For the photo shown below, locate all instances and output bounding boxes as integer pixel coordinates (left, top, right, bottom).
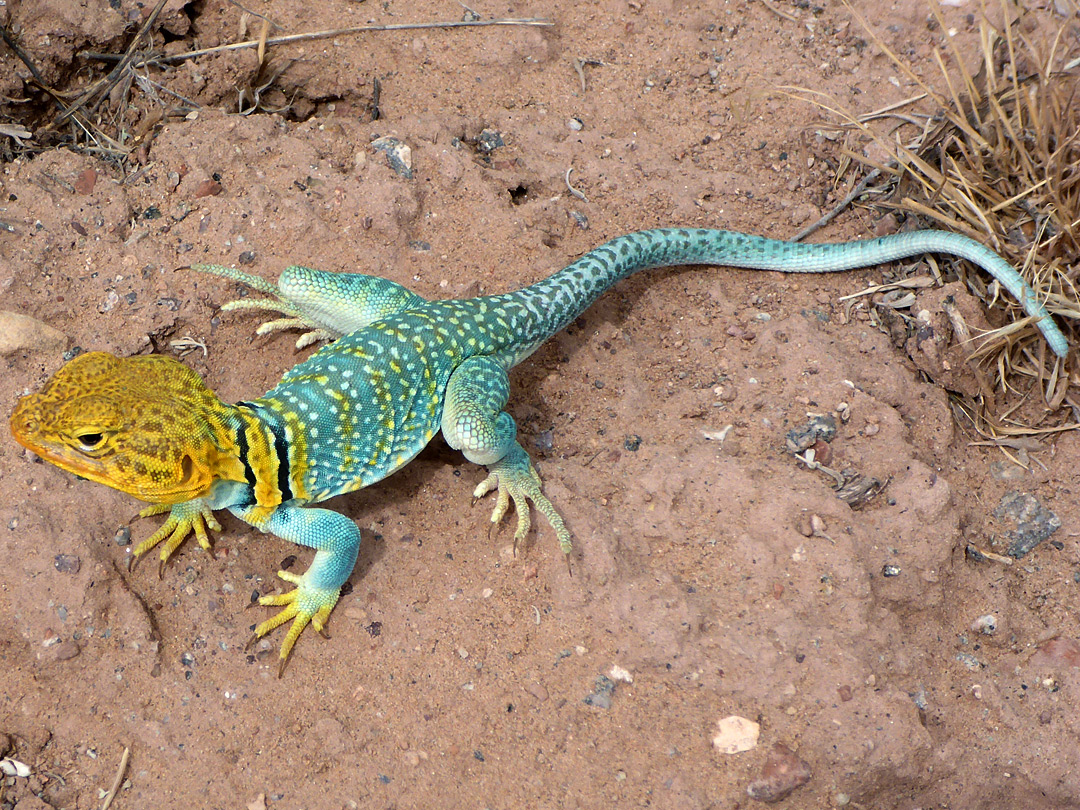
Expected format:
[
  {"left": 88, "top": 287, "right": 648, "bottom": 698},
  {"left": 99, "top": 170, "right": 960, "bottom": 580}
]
[{"left": 10, "top": 227, "right": 1068, "bottom": 674}]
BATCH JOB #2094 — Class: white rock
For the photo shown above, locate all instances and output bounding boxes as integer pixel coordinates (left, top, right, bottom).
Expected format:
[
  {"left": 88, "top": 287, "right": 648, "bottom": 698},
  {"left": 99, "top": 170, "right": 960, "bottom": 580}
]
[{"left": 712, "top": 715, "right": 760, "bottom": 754}]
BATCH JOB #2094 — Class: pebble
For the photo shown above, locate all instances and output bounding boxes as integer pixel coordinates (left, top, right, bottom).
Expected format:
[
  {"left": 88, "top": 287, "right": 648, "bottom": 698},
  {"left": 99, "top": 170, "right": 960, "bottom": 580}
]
[
  {"left": 0, "top": 311, "right": 68, "bottom": 356},
  {"left": 54, "top": 640, "right": 80, "bottom": 661},
  {"left": 994, "top": 491, "right": 1061, "bottom": 558},
  {"left": 524, "top": 681, "right": 548, "bottom": 701},
  {"left": 53, "top": 554, "right": 81, "bottom": 574},
  {"left": 746, "top": 743, "right": 812, "bottom": 803},
  {"left": 534, "top": 430, "right": 554, "bottom": 454},
  {"left": 74, "top": 168, "right": 97, "bottom": 194},
  {"left": 1031, "top": 637, "right": 1080, "bottom": 669},
  {"left": 0, "top": 757, "right": 30, "bottom": 778},
  {"left": 371, "top": 136, "right": 414, "bottom": 179},
  {"left": 711, "top": 715, "right": 760, "bottom": 754},
  {"left": 193, "top": 179, "right": 222, "bottom": 198},
  {"left": 476, "top": 129, "right": 504, "bottom": 153},
  {"left": 583, "top": 675, "right": 616, "bottom": 708},
  {"left": 784, "top": 414, "right": 837, "bottom": 454},
  {"left": 810, "top": 439, "right": 831, "bottom": 466},
  {"left": 609, "top": 665, "right": 633, "bottom": 683},
  {"left": 971, "top": 614, "right": 997, "bottom": 635}
]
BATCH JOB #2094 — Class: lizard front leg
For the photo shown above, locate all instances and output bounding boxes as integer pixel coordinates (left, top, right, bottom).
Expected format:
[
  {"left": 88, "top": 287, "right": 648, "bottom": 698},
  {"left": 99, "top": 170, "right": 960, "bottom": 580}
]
[
  {"left": 441, "top": 356, "right": 571, "bottom": 560},
  {"left": 232, "top": 502, "right": 361, "bottom": 676},
  {"left": 132, "top": 498, "right": 222, "bottom": 578}
]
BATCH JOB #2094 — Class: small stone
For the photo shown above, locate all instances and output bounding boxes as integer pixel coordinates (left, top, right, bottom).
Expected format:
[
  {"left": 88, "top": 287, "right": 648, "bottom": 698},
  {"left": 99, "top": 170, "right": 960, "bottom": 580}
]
[
  {"left": 810, "top": 439, "right": 831, "bottom": 466},
  {"left": 114, "top": 527, "right": 132, "bottom": 546},
  {"left": 795, "top": 513, "right": 814, "bottom": 537},
  {"left": 0, "top": 311, "right": 68, "bottom": 356},
  {"left": 971, "top": 614, "right": 997, "bottom": 635},
  {"left": 534, "top": 430, "right": 554, "bottom": 454},
  {"left": 712, "top": 716, "right": 760, "bottom": 754},
  {"left": 583, "top": 675, "right": 616, "bottom": 708},
  {"left": 994, "top": 491, "right": 1061, "bottom": 558},
  {"left": 989, "top": 460, "right": 1026, "bottom": 481},
  {"left": 54, "top": 640, "right": 80, "bottom": 661},
  {"left": 882, "top": 564, "right": 901, "bottom": 578},
  {"left": 476, "top": 129, "right": 504, "bottom": 153},
  {"left": 524, "top": 681, "right": 548, "bottom": 701},
  {"left": 53, "top": 554, "right": 81, "bottom": 574},
  {"left": 567, "top": 117, "right": 584, "bottom": 131},
  {"left": 1031, "top": 637, "right": 1080, "bottom": 669},
  {"left": 74, "top": 168, "right": 97, "bottom": 195},
  {"left": 194, "top": 179, "right": 222, "bottom": 198},
  {"left": 609, "top": 664, "right": 633, "bottom": 683},
  {"left": 785, "top": 414, "right": 837, "bottom": 454},
  {"left": 746, "top": 743, "right": 812, "bottom": 803},
  {"left": 0, "top": 756, "right": 31, "bottom": 777},
  {"left": 371, "top": 136, "right": 414, "bottom": 179}
]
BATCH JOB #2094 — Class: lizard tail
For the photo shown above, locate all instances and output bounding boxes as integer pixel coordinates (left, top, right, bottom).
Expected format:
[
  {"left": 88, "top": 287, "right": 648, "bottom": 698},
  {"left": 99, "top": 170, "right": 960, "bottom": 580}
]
[{"left": 498, "top": 227, "right": 1067, "bottom": 358}]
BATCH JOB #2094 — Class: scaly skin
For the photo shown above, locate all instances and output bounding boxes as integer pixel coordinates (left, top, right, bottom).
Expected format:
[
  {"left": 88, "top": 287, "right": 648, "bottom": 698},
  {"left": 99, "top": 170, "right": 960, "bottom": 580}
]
[{"left": 9, "top": 228, "right": 1068, "bottom": 674}]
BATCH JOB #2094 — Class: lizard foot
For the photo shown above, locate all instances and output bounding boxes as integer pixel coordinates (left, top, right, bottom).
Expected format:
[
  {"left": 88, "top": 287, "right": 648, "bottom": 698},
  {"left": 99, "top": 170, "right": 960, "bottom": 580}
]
[
  {"left": 131, "top": 500, "right": 222, "bottom": 578},
  {"left": 474, "top": 445, "right": 572, "bottom": 562},
  {"left": 246, "top": 570, "right": 339, "bottom": 678},
  {"left": 189, "top": 264, "right": 334, "bottom": 349}
]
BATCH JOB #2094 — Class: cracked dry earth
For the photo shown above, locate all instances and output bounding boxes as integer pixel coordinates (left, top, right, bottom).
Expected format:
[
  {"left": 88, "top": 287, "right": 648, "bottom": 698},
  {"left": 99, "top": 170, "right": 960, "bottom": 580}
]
[{"left": 2, "top": 0, "right": 1080, "bottom": 808}]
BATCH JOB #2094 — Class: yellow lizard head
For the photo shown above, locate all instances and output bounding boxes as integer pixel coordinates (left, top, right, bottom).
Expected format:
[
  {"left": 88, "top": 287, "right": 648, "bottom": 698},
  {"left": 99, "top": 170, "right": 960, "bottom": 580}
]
[{"left": 10, "top": 351, "right": 241, "bottom": 505}]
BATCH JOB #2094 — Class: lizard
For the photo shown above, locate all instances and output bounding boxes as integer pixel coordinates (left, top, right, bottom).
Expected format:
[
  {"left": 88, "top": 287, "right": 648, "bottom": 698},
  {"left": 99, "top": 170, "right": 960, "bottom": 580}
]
[{"left": 9, "top": 227, "right": 1069, "bottom": 675}]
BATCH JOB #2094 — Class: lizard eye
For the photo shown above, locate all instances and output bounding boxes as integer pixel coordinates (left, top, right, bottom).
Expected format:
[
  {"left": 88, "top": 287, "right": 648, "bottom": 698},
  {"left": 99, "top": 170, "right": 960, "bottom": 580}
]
[{"left": 75, "top": 432, "right": 105, "bottom": 451}]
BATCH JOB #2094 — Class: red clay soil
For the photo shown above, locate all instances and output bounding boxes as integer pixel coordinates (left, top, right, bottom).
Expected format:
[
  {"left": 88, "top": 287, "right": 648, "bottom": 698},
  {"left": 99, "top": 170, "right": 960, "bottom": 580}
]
[{"left": 2, "top": 1, "right": 1079, "bottom": 808}]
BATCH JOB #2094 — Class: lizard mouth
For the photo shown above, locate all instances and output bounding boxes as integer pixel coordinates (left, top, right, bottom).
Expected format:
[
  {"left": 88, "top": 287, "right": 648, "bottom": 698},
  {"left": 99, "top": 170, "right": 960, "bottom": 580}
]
[{"left": 10, "top": 401, "right": 102, "bottom": 479}]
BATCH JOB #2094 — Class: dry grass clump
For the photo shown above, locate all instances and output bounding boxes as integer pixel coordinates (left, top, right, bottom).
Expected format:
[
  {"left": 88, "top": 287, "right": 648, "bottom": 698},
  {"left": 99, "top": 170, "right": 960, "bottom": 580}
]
[{"left": 800, "top": 2, "right": 1080, "bottom": 437}]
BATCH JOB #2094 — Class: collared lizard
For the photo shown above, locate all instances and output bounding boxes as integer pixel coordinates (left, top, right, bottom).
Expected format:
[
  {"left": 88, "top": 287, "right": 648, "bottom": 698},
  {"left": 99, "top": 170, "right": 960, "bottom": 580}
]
[{"left": 9, "top": 227, "right": 1068, "bottom": 675}]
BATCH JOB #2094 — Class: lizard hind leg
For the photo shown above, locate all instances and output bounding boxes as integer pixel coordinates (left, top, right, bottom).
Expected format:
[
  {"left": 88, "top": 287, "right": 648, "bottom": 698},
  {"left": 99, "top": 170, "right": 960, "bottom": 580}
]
[
  {"left": 442, "top": 356, "right": 572, "bottom": 559},
  {"left": 190, "top": 264, "right": 426, "bottom": 348}
]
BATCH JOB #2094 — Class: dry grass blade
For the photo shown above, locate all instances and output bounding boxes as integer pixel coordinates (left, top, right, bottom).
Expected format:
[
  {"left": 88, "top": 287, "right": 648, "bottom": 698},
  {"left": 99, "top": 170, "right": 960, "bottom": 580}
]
[
  {"left": 796, "top": 2, "right": 1080, "bottom": 438},
  {"left": 52, "top": 0, "right": 169, "bottom": 127},
  {"left": 157, "top": 17, "right": 553, "bottom": 65}
]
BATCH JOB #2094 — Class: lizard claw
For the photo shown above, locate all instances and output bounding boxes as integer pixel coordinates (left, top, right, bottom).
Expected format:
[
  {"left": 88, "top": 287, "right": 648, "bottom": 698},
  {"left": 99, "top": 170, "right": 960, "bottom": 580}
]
[
  {"left": 130, "top": 499, "right": 221, "bottom": 575},
  {"left": 247, "top": 569, "right": 340, "bottom": 677},
  {"left": 475, "top": 445, "right": 572, "bottom": 559}
]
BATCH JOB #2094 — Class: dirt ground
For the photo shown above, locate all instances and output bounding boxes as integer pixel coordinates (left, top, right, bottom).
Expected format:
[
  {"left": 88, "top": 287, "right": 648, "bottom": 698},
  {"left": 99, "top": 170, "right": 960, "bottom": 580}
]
[{"left": 2, "top": 0, "right": 1080, "bottom": 807}]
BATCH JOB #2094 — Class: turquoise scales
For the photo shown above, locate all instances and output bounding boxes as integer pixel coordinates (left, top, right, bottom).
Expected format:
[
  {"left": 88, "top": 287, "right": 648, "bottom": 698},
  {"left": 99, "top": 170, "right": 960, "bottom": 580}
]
[{"left": 183, "top": 227, "right": 1066, "bottom": 669}]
